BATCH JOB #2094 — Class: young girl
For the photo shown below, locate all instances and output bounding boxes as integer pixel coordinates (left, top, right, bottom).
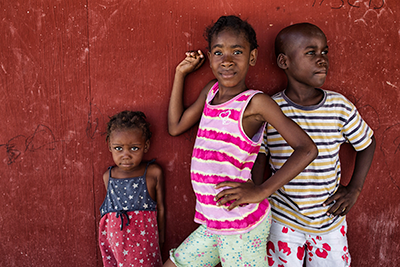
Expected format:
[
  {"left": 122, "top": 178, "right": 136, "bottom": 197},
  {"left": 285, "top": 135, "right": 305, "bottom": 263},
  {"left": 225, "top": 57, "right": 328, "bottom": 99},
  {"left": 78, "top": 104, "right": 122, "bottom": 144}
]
[
  {"left": 99, "top": 110, "right": 164, "bottom": 267},
  {"left": 164, "top": 16, "right": 318, "bottom": 267}
]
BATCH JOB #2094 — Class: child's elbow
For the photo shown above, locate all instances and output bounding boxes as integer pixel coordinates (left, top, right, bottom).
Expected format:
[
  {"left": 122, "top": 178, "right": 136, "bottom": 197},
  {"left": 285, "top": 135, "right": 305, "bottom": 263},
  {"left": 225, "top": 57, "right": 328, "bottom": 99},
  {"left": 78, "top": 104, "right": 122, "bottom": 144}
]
[
  {"left": 309, "top": 143, "right": 319, "bottom": 160},
  {"left": 168, "top": 127, "right": 180, "bottom": 137}
]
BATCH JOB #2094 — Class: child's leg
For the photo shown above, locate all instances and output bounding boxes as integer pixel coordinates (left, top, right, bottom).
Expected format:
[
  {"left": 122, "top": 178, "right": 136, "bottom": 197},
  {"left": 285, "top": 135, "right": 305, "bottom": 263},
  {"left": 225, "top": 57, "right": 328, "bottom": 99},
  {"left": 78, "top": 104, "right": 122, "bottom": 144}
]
[
  {"left": 168, "top": 225, "right": 220, "bottom": 267},
  {"left": 163, "top": 259, "right": 177, "bottom": 267},
  {"left": 218, "top": 213, "right": 271, "bottom": 267}
]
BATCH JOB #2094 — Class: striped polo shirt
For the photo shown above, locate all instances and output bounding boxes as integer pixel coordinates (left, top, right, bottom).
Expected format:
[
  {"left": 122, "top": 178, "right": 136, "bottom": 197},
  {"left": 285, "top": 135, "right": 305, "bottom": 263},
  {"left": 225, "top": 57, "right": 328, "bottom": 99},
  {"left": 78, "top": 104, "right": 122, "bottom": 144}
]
[
  {"left": 191, "top": 82, "right": 270, "bottom": 235},
  {"left": 260, "top": 89, "right": 373, "bottom": 234}
]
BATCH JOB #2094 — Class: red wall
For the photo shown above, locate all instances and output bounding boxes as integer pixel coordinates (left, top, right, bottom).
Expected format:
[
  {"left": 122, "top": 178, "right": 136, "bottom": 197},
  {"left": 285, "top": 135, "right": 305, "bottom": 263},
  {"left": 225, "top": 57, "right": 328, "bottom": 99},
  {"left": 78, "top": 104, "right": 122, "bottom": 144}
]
[{"left": 1, "top": 0, "right": 399, "bottom": 266}]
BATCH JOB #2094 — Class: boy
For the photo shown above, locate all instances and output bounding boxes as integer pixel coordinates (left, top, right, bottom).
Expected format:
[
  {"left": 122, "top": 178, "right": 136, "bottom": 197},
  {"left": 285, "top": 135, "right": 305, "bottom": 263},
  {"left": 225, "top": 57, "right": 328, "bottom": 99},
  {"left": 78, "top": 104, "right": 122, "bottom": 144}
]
[{"left": 256, "top": 23, "right": 376, "bottom": 266}]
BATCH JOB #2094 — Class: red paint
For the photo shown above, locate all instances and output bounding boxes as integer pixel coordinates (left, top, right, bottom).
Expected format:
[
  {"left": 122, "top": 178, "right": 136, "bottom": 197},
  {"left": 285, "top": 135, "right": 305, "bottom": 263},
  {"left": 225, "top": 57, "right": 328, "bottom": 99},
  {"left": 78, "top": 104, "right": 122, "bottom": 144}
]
[
  {"left": 279, "top": 256, "right": 288, "bottom": 263},
  {"left": 322, "top": 243, "right": 331, "bottom": 251},
  {"left": 278, "top": 241, "right": 291, "bottom": 256},
  {"left": 267, "top": 241, "right": 275, "bottom": 266},
  {"left": 1, "top": 0, "right": 399, "bottom": 266},
  {"left": 315, "top": 248, "right": 329, "bottom": 259},
  {"left": 297, "top": 246, "right": 305, "bottom": 261},
  {"left": 340, "top": 225, "right": 346, "bottom": 236},
  {"left": 306, "top": 241, "right": 314, "bottom": 251}
]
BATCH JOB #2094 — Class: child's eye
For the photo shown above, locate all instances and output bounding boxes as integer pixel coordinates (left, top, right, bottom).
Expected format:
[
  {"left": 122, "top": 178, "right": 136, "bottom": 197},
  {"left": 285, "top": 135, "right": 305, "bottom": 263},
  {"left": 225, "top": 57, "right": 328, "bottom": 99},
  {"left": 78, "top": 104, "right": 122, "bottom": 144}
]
[
  {"left": 131, "top": 147, "right": 139, "bottom": 151},
  {"left": 214, "top": 51, "right": 222, "bottom": 56},
  {"left": 114, "top": 146, "right": 122, "bottom": 151},
  {"left": 233, "top": 50, "right": 243, "bottom": 55},
  {"left": 322, "top": 50, "right": 328, "bottom": 55},
  {"left": 306, "top": 51, "right": 315, "bottom": 55}
]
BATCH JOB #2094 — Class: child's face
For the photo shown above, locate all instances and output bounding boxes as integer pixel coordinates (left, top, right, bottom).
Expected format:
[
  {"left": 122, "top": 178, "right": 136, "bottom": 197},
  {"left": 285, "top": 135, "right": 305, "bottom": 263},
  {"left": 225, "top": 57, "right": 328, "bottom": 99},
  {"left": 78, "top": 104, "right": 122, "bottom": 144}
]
[
  {"left": 208, "top": 29, "right": 257, "bottom": 90},
  {"left": 282, "top": 30, "right": 329, "bottom": 90},
  {"left": 108, "top": 128, "right": 149, "bottom": 173}
]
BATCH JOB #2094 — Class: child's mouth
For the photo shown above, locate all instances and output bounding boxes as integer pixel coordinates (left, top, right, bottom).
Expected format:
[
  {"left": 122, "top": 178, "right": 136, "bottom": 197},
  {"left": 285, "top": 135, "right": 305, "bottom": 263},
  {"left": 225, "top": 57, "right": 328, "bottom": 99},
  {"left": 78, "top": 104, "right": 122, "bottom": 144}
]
[
  {"left": 120, "top": 163, "right": 132, "bottom": 167},
  {"left": 220, "top": 71, "right": 235, "bottom": 78}
]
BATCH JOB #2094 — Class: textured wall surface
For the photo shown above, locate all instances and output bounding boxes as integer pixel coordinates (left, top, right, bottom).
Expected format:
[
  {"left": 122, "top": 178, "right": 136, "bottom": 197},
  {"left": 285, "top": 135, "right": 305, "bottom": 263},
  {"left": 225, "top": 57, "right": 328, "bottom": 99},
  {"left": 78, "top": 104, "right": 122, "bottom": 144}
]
[{"left": 1, "top": 0, "right": 399, "bottom": 266}]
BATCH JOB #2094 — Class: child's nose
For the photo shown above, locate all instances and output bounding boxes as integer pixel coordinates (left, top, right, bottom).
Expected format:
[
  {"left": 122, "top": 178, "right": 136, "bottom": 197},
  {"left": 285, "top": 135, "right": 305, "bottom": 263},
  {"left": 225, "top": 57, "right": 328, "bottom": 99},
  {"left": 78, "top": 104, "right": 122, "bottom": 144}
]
[
  {"left": 317, "top": 56, "right": 328, "bottom": 66},
  {"left": 121, "top": 150, "right": 131, "bottom": 158},
  {"left": 221, "top": 55, "right": 234, "bottom": 67}
]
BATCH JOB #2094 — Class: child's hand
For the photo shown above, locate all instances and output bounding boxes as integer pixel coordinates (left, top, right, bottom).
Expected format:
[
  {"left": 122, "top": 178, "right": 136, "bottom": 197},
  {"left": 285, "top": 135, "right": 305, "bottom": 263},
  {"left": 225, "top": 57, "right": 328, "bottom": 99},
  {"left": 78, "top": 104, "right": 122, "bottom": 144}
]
[
  {"left": 214, "top": 180, "right": 266, "bottom": 211},
  {"left": 176, "top": 50, "right": 205, "bottom": 76},
  {"left": 323, "top": 184, "right": 361, "bottom": 217}
]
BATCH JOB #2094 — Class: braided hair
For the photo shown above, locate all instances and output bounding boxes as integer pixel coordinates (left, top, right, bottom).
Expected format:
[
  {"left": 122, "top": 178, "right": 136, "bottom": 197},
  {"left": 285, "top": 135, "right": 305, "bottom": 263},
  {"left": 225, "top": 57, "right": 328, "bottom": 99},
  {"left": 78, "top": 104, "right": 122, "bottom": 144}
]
[
  {"left": 106, "top": 110, "right": 152, "bottom": 142},
  {"left": 204, "top": 15, "right": 258, "bottom": 51}
]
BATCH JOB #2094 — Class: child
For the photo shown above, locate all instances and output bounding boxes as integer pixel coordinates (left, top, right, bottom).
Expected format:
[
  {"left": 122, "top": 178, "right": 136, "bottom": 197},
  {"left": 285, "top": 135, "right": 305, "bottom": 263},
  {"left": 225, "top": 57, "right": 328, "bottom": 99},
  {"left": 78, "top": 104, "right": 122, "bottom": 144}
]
[
  {"left": 256, "top": 23, "right": 376, "bottom": 266},
  {"left": 99, "top": 110, "right": 165, "bottom": 267},
  {"left": 164, "top": 16, "right": 318, "bottom": 267}
]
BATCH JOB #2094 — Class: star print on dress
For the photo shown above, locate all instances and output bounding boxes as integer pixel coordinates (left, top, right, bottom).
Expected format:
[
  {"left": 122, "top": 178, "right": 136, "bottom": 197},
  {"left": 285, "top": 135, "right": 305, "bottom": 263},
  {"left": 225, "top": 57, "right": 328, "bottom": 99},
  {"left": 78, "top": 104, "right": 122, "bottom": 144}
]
[{"left": 99, "top": 161, "right": 161, "bottom": 267}]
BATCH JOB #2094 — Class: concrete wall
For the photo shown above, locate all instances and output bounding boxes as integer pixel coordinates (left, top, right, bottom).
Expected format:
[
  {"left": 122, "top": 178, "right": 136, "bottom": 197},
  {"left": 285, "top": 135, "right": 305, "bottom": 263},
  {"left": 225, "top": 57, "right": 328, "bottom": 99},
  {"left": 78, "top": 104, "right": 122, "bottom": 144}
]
[{"left": 1, "top": 0, "right": 399, "bottom": 266}]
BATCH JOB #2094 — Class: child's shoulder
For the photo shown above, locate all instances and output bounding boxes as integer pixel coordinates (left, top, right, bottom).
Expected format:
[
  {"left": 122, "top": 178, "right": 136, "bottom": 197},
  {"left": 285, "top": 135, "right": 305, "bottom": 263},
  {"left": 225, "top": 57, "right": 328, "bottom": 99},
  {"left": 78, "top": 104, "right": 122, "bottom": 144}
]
[
  {"left": 103, "top": 166, "right": 112, "bottom": 177},
  {"left": 246, "top": 91, "right": 282, "bottom": 115},
  {"left": 146, "top": 160, "right": 163, "bottom": 177},
  {"left": 102, "top": 168, "right": 111, "bottom": 184},
  {"left": 204, "top": 79, "right": 218, "bottom": 93},
  {"left": 322, "top": 89, "right": 355, "bottom": 106}
]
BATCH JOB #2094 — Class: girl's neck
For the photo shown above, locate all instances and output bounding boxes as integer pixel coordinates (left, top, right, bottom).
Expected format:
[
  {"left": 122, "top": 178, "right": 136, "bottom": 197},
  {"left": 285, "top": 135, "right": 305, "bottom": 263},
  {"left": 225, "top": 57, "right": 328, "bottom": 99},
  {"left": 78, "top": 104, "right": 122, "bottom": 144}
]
[
  {"left": 111, "top": 162, "right": 146, "bottom": 179},
  {"left": 212, "top": 82, "right": 247, "bottom": 105}
]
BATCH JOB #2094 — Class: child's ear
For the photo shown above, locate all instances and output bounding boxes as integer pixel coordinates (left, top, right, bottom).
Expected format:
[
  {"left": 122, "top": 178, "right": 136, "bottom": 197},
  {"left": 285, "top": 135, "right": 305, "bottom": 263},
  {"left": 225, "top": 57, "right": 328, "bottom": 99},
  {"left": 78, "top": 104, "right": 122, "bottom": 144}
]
[
  {"left": 277, "top": 53, "right": 288, "bottom": 69},
  {"left": 144, "top": 140, "right": 150, "bottom": 153},
  {"left": 207, "top": 51, "right": 212, "bottom": 67},
  {"left": 249, "top": 49, "right": 258, "bottom": 66}
]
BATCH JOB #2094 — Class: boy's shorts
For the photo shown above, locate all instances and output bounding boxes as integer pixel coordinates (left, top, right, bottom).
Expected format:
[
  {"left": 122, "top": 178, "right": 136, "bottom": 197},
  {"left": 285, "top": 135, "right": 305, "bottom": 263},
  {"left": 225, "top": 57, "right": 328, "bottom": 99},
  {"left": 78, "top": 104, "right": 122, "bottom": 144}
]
[
  {"left": 169, "top": 212, "right": 271, "bottom": 267},
  {"left": 267, "top": 219, "right": 351, "bottom": 267}
]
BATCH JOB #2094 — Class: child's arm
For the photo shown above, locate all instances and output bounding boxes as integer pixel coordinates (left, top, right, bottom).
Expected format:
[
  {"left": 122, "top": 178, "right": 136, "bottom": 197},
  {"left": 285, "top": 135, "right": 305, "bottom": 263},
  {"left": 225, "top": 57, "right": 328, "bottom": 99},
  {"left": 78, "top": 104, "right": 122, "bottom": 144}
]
[
  {"left": 168, "top": 50, "right": 209, "bottom": 136},
  {"left": 215, "top": 93, "right": 318, "bottom": 210},
  {"left": 155, "top": 166, "right": 165, "bottom": 245},
  {"left": 251, "top": 152, "right": 268, "bottom": 185},
  {"left": 102, "top": 171, "right": 109, "bottom": 190},
  {"left": 147, "top": 163, "right": 165, "bottom": 245},
  {"left": 323, "top": 135, "right": 376, "bottom": 216}
]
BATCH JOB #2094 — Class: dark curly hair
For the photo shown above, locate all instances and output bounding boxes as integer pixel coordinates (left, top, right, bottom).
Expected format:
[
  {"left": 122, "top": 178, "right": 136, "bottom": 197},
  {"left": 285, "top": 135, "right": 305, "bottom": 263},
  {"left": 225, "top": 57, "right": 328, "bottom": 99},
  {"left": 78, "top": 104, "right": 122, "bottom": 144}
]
[
  {"left": 106, "top": 110, "right": 152, "bottom": 142},
  {"left": 204, "top": 15, "right": 258, "bottom": 51}
]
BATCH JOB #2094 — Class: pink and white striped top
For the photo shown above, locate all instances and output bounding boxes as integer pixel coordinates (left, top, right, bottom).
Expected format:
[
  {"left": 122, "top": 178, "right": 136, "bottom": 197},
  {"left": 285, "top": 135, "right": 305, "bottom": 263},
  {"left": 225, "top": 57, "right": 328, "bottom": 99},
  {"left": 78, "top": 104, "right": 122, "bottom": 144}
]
[{"left": 191, "top": 82, "right": 270, "bottom": 235}]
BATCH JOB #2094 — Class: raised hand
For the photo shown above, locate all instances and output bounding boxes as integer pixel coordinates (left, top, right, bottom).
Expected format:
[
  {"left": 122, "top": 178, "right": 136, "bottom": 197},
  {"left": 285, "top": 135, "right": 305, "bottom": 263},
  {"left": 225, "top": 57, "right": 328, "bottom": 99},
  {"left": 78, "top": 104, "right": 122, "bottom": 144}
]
[{"left": 176, "top": 50, "right": 205, "bottom": 76}]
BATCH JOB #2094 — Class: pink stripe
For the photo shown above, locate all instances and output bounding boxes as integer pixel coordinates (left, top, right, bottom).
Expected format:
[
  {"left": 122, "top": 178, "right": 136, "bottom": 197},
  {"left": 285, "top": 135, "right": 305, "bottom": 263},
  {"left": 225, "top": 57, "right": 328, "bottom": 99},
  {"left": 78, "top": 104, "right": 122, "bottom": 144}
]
[
  {"left": 191, "top": 161, "right": 252, "bottom": 180},
  {"left": 203, "top": 106, "right": 241, "bottom": 121},
  {"left": 194, "top": 200, "right": 270, "bottom": 231},
  {"left": 236, "top": 94, "right": 252, "bottom": 101},
  {"left": 193, "top": 148, "right": 254, "bottom": 170},
  {"left": 195, "top": 193, "right": 235, "bottom": 207},
  {"left": 196, "top": 129, "right": 260, "bottom": 154},
  {"left": 191, "top": 172, "right": 247, "bottom": 184}
]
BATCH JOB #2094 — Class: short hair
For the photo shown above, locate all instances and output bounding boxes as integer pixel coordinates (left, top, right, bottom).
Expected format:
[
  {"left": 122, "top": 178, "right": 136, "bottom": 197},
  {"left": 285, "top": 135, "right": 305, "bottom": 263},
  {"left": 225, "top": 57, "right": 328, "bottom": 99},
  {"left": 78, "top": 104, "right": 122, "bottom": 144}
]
[
  {"left": 275, "top": 23, "right": 326, "bottom": 58},
  {"left": 204, "top": 15, "right": 258, "bottom": 51},
  {"left": 106, "top": 110, "right": 152, "bottom": 142}
]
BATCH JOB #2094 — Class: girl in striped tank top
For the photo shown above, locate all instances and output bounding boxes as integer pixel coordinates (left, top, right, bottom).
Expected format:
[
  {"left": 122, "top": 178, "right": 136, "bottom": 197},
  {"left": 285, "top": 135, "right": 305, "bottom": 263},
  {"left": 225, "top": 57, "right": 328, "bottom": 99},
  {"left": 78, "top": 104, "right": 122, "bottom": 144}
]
[{"left": 164, "top": 16, "right": 318, "bottom": 267}]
